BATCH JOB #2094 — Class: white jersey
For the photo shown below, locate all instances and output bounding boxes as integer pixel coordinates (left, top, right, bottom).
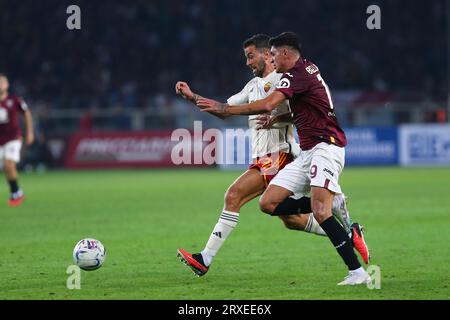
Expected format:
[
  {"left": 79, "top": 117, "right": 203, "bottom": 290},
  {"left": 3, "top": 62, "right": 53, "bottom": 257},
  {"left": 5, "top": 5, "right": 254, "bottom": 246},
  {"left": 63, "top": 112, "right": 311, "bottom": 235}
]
[{"left": 227, "top": 71, "right": 299, "bottom": 159}]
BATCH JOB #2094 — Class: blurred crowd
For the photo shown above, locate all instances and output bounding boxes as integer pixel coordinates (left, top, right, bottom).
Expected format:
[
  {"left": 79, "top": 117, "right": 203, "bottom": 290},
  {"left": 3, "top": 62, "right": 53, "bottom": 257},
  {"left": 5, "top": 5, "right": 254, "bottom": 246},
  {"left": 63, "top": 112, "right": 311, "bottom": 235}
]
[{"left": 0, "top": 0, "right": 447, "bottom": 112}]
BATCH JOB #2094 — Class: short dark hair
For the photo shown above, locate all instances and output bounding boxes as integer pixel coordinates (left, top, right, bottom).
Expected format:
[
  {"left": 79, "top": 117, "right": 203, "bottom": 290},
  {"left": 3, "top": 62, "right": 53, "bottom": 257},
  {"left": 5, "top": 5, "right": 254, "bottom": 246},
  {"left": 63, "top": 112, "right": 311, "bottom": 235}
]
[
  {"left": 243, "top": 34, "right": 271, "bottom": 50},
  {"left": 269, "top": 32, "right": 302, "bottom": 54}
]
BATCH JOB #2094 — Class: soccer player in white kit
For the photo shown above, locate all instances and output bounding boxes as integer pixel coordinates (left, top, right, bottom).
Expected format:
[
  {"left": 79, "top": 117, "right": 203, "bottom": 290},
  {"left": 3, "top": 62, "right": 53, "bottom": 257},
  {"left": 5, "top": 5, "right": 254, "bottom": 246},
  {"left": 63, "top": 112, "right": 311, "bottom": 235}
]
[
  {"left": 175, "top": 34, "right": 352, "bottom": 276},
  {"left": 198, "top": 32, "right": 371, "bottom": 284}
]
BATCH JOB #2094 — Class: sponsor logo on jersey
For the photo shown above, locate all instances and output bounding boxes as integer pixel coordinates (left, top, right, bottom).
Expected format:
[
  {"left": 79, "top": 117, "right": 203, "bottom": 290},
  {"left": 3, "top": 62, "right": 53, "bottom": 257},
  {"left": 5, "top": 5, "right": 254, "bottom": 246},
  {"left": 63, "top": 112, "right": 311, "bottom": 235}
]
[
  {"left": 276, "top": 78, "right": 291, "bottom": 89},
  {"left": 6, "top": 100, "right": 13, "bottom": 108},
  {"left": 323, "top": 168, "right": 334, "bottom": 177}
]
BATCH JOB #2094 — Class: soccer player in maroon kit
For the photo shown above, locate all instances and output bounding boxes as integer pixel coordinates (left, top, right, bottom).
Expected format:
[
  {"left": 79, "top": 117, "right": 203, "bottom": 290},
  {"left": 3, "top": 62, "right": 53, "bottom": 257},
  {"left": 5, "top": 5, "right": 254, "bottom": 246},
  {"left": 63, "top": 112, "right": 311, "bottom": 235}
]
[
  {"left": 198, "top": 32, "right": 371, "bottom": 285},
  {"left": 0, "top": 74, "right": 34, "bottom": 206},
  {"left": 174, "top": 34, "right": 356, "bottom": 277}
]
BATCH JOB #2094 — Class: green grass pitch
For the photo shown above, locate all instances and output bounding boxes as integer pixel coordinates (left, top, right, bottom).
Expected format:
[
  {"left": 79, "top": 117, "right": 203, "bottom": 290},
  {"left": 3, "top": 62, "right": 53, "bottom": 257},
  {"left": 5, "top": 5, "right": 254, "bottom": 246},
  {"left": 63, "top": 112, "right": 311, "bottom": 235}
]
[{"left": 0, "top": 167, "right": 449, "bottom": 299}]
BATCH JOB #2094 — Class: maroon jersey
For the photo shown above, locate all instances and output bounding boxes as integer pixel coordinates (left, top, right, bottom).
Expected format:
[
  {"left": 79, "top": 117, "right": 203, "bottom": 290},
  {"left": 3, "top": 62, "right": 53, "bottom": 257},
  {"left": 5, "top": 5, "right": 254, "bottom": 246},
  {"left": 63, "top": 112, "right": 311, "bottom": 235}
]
[
  {"left": 0, "top": 94, "right": 28, "bottom": 145},
  {"left": 276, "top": 59, "right": 347, "bottom": 150}
]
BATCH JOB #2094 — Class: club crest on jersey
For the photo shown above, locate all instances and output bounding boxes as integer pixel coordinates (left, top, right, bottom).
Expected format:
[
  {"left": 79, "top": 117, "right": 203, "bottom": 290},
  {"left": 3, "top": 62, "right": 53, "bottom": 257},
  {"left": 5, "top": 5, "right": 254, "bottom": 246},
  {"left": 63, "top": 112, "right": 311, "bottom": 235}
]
[
  {"left": 276, "top": 78, "right": 291, "bottom": 89},
  {"left": 6, "top": 100, "right": 13, "bottom": 108},
  {"left": 264, "top": 82, "right": 272, "bottom": 92}
]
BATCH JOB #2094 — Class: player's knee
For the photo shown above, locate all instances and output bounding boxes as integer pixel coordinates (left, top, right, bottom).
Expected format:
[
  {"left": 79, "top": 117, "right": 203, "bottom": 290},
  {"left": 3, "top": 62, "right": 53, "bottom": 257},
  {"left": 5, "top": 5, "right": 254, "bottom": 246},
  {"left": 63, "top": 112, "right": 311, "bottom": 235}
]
[
  {"left": 311, "top": 199, "right": 329, "bottom": 223},
  {"left": 4, "top": 160, "right": 16, "bottom": 174},
  {"left": 224, "top": 184, "right": 242, "bottom": 209},
  {"left": 259, "top": 197, "right": 276, "bottom": 215}
]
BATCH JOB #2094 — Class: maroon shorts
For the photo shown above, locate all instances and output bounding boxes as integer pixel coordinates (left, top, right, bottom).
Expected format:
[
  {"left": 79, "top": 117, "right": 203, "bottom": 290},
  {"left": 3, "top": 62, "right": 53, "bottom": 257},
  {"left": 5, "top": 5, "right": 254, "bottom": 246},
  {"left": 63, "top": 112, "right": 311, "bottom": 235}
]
[{"left": 249, "top": 152, "right": 294, "bottom": 187}]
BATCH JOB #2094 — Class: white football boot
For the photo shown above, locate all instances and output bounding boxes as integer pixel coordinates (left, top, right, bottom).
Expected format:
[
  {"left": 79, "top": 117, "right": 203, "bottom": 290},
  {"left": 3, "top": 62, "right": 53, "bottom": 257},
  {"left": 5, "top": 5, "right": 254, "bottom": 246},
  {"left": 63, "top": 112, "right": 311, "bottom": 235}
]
[{"left": 338, "top": 267, "right": 372, "bottom": 286}]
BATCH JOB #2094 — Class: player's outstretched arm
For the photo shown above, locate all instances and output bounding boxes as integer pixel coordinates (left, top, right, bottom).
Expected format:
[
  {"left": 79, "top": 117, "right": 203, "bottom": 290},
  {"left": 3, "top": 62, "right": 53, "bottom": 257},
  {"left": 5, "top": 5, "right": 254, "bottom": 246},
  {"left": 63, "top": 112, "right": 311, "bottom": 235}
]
[
  {"left": 174, "top": 81, "right": 228, "bottom": 120},
  {"left": 23, "top": 109, "right": 34, "bottom": 145},
  {"left": 197, "top": 91, "right": 286, "bottom": 116}
]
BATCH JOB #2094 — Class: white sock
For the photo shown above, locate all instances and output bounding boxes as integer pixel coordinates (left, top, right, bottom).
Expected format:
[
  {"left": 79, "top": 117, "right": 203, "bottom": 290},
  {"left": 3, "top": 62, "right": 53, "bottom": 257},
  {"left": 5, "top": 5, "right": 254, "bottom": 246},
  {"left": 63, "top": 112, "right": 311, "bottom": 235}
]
[
  {"left": 12, "top": 189, "right": 23, "bottom": 199},
  {"left": 304, "top": 213, "right": 326, "bottom": 236},
  {"left": 201, "top": 210, "right": 239, "bottom": 266},
  {"left": 351, "top": 267, "right": 367, "bottom": 274}
]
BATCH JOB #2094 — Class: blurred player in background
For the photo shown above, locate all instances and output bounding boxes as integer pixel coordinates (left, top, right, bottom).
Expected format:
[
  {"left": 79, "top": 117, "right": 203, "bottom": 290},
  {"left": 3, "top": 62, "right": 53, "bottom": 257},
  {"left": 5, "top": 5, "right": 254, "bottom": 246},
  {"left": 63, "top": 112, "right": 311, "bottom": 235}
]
[
  {"left": 0, "top": 74, "right": 34, "bottom": 206},
  {"left": 175, "top": 34, "right": 353, "bottom": 277},
  {"left": 199, "top": 32, "right": 370, "bottom": 285}
]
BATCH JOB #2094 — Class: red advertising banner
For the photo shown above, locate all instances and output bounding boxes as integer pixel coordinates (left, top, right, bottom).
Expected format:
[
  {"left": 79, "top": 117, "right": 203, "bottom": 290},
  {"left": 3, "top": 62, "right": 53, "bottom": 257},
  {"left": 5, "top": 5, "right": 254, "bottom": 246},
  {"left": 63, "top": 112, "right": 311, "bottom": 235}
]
[{"left": 64, "top": 131, "right": 210, "bottom": 169}]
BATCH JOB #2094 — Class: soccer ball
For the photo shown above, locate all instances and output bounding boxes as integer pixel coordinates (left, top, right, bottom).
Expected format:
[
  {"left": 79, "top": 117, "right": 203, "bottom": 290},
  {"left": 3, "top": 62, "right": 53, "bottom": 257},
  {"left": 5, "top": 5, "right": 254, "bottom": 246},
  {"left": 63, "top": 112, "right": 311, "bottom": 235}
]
[{"left": 73, "top": 238, "right": 106, "bottom": 271}]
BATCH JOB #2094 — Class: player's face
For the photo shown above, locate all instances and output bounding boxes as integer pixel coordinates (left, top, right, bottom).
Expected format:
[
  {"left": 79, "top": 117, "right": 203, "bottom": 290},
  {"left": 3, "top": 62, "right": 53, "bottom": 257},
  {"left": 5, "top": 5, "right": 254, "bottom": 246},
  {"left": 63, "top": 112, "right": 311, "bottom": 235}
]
[
  {"left": 244, "top": 45, "right": 266, "bottom": 77},
  {"left": 0, "top": 76, "right": 9, "bottom": 94},
  {"left": 271, "top": 46, "right": 287, "bottom": 73}
]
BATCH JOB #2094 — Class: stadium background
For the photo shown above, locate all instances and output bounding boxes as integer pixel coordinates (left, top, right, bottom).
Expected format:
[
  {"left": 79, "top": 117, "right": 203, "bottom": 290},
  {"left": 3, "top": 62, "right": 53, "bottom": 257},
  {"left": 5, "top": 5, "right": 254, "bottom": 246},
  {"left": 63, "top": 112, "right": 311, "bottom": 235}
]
[{"left": 0, "top": 0, "right": 449, "bottom": 300}]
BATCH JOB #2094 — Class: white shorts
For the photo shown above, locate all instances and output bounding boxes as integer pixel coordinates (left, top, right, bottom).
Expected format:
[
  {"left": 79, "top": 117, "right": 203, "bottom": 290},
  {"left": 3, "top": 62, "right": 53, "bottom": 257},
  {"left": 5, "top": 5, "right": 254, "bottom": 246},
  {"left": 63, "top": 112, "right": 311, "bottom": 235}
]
[
  {"left": 269, "top": 142, "right": 345, "bottom": 195},
  {"left": 0, "top": 140, "right": 22, "bottom": 166}
]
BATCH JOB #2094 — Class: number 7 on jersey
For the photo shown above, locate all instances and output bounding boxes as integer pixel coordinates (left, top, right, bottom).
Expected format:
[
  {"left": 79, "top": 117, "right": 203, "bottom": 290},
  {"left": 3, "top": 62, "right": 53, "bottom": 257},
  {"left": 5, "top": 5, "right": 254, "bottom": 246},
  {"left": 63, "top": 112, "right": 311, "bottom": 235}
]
[{"left": 317, "top": 74, "right": 334, "bottom": 110}]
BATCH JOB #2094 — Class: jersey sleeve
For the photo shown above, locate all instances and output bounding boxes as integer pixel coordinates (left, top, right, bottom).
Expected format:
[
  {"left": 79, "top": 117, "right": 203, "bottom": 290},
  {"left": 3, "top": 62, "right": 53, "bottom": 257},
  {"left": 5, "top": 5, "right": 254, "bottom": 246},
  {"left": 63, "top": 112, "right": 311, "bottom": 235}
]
[
  {"left": 17, "top": 97, "right": 28, "bottom": 112},
  {"left": 226, "top": 80, "right": 252, "bottom": 105},
  {"left": 275, "top": 67, "right": 311, "bottom": 98}
]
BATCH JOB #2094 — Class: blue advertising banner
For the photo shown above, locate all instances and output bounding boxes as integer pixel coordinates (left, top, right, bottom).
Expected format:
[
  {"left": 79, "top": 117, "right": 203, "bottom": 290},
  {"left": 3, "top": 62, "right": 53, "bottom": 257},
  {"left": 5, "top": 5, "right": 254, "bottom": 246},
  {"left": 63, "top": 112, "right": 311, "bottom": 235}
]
[
  {"left": 344, "top": 127, "right": 398, "bottom": 165},
  {"left": 218, "top": 125, "right": 450, "bottom": 168},
  {"left": 399, "top": 124, "right": 450, "bottom": 166},
  {"left": 218, "top": 126, "right": 399, "bottom": 169}
]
